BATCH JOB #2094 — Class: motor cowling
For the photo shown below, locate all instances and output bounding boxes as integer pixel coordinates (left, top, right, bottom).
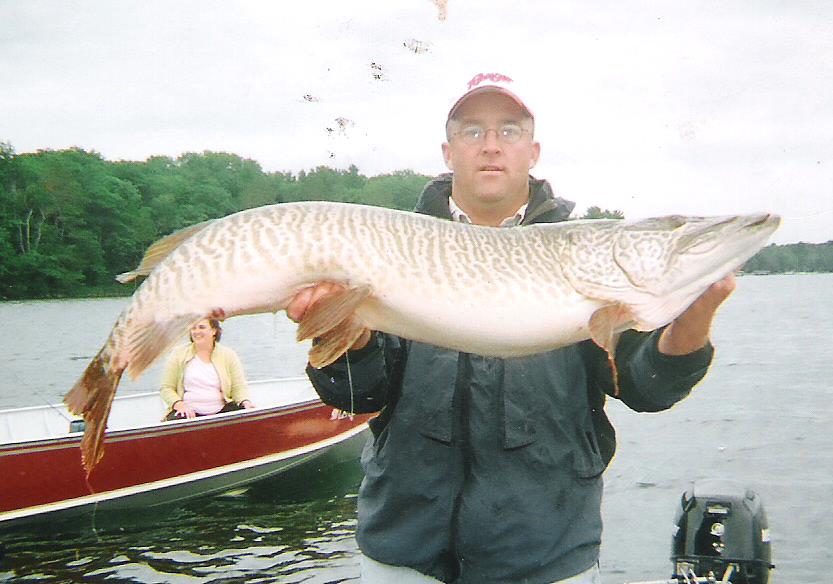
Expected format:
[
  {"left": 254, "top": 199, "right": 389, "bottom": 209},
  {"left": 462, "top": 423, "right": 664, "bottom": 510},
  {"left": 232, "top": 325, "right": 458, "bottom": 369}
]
[{"left": 671, "top": 479, "right": 774, "bottom": 583}]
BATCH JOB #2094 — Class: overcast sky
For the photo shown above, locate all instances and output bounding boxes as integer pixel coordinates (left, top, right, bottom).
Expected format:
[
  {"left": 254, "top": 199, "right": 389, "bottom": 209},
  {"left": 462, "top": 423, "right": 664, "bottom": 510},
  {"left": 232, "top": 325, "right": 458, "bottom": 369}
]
[{"left": 2, "top": 0, "right": 832, "bottom": 244}]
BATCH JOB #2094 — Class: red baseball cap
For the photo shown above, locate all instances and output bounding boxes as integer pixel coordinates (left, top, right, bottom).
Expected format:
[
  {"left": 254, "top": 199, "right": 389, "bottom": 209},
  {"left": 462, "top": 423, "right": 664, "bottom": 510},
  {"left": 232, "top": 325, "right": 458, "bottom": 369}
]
[{"left": 447, "top": 73, "right": 534, "bottom": 122}]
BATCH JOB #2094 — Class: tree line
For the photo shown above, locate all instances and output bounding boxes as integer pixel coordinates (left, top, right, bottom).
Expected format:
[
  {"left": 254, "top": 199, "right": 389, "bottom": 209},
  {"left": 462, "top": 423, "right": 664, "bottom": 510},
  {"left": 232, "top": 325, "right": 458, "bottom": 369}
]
[
  {"left": 743, "top": 241, "right": 833, "bottom": 274},
  {"left": 0, "top": 144, "right": 436, "bottom": 299},
  {"left": 1, "top": 143, "right": 827, "bottom": 300}
]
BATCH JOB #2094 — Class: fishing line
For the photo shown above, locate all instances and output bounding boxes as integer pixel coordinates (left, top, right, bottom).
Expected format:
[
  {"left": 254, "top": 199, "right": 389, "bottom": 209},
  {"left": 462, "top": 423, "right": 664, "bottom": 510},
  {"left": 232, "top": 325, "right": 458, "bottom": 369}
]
[
  {"left": 34, "top": 388, "right": 74, "bottom": 424},
  {"left": 346, "top": 351, "right": 355, "bottom": 417},
  {"left": 84, "top": 475, "right": 103, "bottom": 542},
  {"left": 5, "top": 368, "right": 74, "bottom": 422}
]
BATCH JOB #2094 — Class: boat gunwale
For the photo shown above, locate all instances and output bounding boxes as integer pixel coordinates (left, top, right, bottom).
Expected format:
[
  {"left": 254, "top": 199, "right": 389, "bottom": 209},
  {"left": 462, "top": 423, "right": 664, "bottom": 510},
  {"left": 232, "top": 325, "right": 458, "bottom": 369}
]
[
  {"left": 0, "top": 376, "right": 319, "bottom": 453},
  {"left": 0, "top": 398, "right": 325, "bottom": 455}
]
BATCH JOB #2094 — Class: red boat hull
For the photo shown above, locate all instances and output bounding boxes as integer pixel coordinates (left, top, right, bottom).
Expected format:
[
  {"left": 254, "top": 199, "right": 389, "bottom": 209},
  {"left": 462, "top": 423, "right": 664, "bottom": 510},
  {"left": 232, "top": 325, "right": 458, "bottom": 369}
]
[{"left": 1, "top": 399, "right": 370, "bottom": 524}]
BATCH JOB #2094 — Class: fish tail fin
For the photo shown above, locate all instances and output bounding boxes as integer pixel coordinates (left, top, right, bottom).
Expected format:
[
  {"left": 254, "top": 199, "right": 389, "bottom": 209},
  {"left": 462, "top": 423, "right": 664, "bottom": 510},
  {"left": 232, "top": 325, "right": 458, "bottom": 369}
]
[{"left": 64, "top": 347, "right": 123, "bottom": 476}]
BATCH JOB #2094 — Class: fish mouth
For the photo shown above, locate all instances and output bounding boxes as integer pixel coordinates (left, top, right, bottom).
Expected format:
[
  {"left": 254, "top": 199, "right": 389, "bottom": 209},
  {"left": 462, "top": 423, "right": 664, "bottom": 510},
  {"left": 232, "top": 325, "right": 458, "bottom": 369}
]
[
  {"left": 747, "top": 212, "right": 780, "bottom": 228},
  {"left": 675, "top": 213, "right": 781, "bottom": 256}
]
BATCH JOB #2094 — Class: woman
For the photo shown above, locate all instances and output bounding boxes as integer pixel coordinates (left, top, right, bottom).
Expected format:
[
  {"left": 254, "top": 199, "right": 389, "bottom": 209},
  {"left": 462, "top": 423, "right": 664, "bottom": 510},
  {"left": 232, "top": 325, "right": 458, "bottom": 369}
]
[{"left": 160, "top": 319, "right": 255, "bottom": 420}]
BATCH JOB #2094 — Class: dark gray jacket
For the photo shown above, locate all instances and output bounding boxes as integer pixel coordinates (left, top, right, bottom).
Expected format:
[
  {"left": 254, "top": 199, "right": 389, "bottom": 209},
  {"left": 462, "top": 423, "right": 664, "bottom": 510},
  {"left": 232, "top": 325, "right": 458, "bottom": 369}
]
[{"left": 307, "top": 175, "right": 713, "bottom": 583}]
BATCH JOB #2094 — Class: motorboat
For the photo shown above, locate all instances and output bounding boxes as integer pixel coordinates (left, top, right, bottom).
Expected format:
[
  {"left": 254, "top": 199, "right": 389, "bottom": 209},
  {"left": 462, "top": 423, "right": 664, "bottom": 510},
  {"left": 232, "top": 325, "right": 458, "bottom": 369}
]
[{"left": 0, "top": 377, "right": 370, "bottom": 528}]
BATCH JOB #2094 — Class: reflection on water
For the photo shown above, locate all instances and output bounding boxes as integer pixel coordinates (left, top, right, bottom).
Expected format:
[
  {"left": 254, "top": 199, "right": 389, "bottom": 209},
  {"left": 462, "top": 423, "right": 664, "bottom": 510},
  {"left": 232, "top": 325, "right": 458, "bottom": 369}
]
[{"left": 1, "top": 459, "right": 365, "bottom": 583}]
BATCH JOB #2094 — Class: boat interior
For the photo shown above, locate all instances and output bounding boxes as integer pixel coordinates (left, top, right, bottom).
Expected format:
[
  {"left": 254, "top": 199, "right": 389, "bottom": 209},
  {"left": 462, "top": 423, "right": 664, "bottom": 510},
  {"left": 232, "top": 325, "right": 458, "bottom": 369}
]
[{"left": 0, "top": 377, "right": 319, "bottom": 446}]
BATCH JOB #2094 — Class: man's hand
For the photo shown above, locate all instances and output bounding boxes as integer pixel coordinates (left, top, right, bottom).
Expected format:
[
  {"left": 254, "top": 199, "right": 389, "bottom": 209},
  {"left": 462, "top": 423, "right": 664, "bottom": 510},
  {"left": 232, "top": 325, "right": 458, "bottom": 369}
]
[
  {"left": 286, "top": 282, "right": 372, "bottom": 351},
  {"left": 657, "top": 273, "right": 736, "bottom": 355}
]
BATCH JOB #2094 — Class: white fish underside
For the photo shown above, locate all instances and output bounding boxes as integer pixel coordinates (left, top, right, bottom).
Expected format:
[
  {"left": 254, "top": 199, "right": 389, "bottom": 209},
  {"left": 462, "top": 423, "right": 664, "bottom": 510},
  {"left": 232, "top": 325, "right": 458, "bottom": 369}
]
[{"left": 64, "top": 201, "right": 780, "bottom": 472}]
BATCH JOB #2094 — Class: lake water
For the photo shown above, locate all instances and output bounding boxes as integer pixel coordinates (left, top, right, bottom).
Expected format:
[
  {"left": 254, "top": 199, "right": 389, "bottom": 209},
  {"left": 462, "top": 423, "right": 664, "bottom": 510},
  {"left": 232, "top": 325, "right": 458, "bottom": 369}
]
[{"left": 2, "top": 274, "right": 832, "bottom": 583}]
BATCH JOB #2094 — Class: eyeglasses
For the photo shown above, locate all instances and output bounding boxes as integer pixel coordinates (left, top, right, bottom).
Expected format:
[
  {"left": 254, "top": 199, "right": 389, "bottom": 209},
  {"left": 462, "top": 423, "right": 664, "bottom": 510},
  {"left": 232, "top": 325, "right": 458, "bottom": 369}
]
[{"left": 452, "top": 123, "right": 531, "bottom": 145}]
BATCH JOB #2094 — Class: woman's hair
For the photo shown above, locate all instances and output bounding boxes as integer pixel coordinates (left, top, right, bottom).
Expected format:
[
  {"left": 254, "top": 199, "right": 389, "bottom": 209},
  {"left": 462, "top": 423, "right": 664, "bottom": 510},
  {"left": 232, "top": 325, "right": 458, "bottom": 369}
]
[
  {"left": 209, "top": 319, "right": 222, "bottom": 342},
  {"left": 189, "top": 319, "right": 223, "bottom": 343}
]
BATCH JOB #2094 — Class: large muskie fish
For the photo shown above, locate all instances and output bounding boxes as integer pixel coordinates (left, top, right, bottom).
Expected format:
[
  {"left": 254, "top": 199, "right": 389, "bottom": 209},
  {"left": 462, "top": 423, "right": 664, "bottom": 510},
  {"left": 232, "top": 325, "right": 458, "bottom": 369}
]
[{"left": 64, "top": 201, "right": 779, "bottom": 472}]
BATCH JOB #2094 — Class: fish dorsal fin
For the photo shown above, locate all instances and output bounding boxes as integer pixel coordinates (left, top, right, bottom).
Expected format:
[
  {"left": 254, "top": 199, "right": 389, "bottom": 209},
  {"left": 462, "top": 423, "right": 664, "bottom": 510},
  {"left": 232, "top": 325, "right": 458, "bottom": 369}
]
[
  {"left": 116, "top": 219, "right": 215, "bottom": 283},
  {"left": 124, "top": 313, "right": 203, "bottom": 380},
  {"left": 296, "top": 285, "right": 371, "bottom": 367}
]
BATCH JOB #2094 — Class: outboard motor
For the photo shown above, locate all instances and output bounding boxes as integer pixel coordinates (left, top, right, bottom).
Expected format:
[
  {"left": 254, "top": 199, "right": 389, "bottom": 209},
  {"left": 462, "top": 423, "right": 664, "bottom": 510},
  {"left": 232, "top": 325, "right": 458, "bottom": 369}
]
[{"left": 671, "top": 479, "right": 774, "bottom": 583}]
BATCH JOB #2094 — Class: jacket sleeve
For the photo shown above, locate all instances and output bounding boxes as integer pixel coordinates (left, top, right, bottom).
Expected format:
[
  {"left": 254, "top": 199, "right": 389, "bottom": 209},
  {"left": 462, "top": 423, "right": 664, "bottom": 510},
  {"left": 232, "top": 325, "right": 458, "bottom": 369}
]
[
  {"left": 159, "top": 350, "right": 183, "bottom": 408},
  {"left": 305, "top": 331, "right": 402, "bottom": 413},
  {"left": 583, "top": 328, "right": 714, "bottom": 412},
  {"left": 226, "top": 348, "right": 250, "bottom": 404}
]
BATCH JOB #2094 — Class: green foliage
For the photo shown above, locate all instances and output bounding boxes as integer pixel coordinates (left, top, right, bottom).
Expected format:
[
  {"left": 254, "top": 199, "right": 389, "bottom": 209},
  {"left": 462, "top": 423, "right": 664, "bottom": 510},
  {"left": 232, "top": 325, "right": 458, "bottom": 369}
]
[
  {"left": 581, "top": 206, "right": 625, "bottom": 220},
  {"left": 0, "top": 145, "right": 433, "bottom": 299},
  {"left": 744, "top": 241, "right": 833, "bottom": 274},
  {"left": 358, "top": 170, "right": 427, "bottom": 210},
  {"left": 3, "top": 142, "right": 823, "bottom": 299}
]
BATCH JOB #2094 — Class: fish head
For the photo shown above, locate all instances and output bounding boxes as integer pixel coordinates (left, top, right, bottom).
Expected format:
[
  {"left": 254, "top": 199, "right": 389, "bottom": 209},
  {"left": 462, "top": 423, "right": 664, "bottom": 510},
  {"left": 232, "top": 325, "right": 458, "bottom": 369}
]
[
  {"left": 612, "top": 213, "right": 780, "bottom": 291},
  {"left": 557, "top": 212, "right": 780, "bottom": 331},
  {"left": 613, "top": 213, "right": 780, "bottom": 293},
  {"left": 608, "top": 212, "right": 780, "bottom": 329}
]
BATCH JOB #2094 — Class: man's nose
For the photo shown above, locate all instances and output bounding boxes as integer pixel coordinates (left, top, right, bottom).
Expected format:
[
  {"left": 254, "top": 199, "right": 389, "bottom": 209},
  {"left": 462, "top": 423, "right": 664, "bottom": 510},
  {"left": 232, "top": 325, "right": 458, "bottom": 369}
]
[{"left": 481, "top": 128, "right": 502, "bottom": 150}]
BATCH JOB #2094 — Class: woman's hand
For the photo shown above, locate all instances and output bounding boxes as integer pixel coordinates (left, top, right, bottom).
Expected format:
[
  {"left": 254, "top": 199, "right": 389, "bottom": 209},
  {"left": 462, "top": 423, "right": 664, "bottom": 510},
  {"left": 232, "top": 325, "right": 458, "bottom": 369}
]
[
  {"left": 172, "top": 400, "right": 197, "bottom": 419},
  {"left": 240, "top": 399, "right": 255, "bottom": 409}
]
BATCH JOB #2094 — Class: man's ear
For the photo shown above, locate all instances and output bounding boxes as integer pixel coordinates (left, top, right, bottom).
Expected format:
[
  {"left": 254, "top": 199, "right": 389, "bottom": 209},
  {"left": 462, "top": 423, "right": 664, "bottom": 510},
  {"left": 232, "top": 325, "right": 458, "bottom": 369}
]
[
  {"left": 442, "top": 142, "right": 454, "bottom": 171},
  {"left": 528, "top": 141, "right": 541, "bottom": 169}
]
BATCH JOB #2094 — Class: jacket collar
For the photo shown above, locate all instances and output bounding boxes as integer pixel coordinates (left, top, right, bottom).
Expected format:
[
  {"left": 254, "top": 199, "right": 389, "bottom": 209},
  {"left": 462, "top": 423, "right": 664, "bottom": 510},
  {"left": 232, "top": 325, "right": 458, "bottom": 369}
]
[{"left": 413, "top": 173, "right": 575, "bottom": 225}]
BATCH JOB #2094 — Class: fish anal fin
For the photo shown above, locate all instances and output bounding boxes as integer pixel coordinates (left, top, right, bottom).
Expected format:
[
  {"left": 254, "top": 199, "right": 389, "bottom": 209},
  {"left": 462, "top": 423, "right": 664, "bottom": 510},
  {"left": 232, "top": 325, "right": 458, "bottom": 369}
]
[
  {"left": 63, "top": 348, "right": 123, "bottom": 476},
  {"left": 125, "top": 313, "right": 203, "bottom": 380},
  {"left": 296, "top": 285, "right": 371, "bottom": 342},
  {"left": 116, "top": 219, "right": 215, "bottom": 283},
  {"left": 589, "top": 303, "right": 635, "bottom": 398},
  {"left": 308, "top": 316, "right": 366, "bottom": 368}
]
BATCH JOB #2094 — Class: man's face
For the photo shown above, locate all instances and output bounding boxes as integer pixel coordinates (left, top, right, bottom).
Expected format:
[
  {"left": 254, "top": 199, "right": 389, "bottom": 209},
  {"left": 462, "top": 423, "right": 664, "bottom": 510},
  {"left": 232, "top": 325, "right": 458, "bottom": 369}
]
[{"left": 442, "top": 92, "right": 540, "bottom": 218}]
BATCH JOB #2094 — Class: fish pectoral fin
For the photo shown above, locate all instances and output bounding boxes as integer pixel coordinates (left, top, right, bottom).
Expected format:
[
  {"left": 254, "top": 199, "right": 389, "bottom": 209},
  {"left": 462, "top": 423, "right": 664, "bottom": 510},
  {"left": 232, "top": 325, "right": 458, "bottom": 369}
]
[
  {"left": 308, "top": 316, "right": 367, "bottom": 368},
  {"left": 589, "top": 303, "right": 634, "bottom": 353},
  {"left": 125, "top": 313, "right": 203, "bottom": 380},
  {"left": 116, "top": 219, "right": 215, "bottom": 283},
  {"left": 589, "top": 303, "right": 635, "bottom": 398},
  {"left": 296, "top": 284, "right": 371, "bottom": 342}
]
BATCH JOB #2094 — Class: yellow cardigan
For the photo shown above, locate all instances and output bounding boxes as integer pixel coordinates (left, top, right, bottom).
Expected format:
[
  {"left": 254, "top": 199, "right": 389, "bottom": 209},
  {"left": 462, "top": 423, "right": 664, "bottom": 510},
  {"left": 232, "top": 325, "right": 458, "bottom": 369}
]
[{"left": 159, "top": 343, "right": 250, "bottom": 413}]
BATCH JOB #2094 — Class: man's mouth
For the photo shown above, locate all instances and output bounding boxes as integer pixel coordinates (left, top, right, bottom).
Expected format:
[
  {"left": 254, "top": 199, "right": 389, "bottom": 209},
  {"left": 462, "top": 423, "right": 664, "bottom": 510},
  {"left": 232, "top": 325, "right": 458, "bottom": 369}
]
[{"left": 480, "top": 165, "right": 503, "bottom": 172}]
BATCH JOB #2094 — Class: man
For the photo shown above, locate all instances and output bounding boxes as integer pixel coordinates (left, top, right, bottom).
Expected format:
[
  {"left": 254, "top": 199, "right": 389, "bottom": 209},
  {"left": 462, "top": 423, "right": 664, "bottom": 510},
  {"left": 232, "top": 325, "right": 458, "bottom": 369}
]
[{"left": 287, "top": 74, "right": 733, "bottom": 583}]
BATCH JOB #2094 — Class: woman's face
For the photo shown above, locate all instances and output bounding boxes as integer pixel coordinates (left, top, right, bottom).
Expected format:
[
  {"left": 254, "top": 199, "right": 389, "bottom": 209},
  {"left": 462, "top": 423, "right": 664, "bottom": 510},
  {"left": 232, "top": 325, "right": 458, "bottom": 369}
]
[{"left": 190, "top": 319, "right": 216, "bottom": 346}]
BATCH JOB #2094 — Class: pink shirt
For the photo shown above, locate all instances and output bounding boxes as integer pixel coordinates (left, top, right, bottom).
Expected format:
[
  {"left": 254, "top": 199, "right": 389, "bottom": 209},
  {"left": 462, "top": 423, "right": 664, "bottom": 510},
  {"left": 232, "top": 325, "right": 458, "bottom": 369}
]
[{"left": 183, "top": 358, "right": 225, "bottom": 415}]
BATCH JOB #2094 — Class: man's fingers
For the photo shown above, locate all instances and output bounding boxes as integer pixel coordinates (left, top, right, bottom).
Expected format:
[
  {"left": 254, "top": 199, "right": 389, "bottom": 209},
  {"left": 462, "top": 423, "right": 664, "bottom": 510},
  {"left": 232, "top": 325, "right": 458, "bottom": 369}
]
[
  {"left": 700, "top": 273, "right": 737, "bottom": 310},
  {"left": 286, "top": 282, "right": 346, "bottom": 323},
  {"left": 286, "top": 287, "right": 315, "bottom": 322}
]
